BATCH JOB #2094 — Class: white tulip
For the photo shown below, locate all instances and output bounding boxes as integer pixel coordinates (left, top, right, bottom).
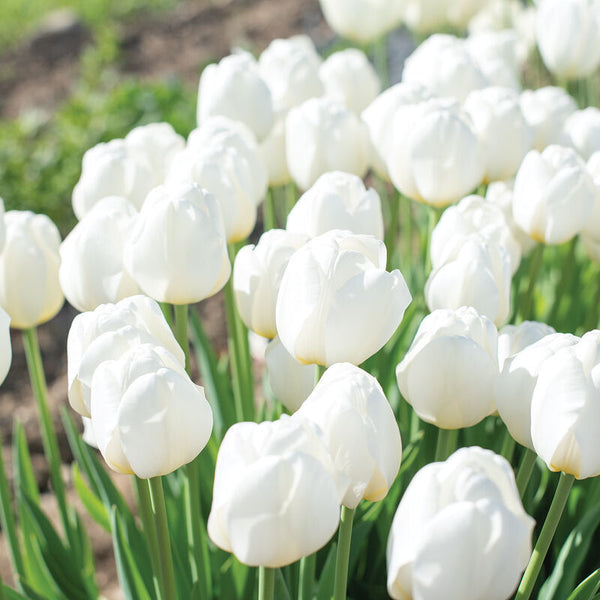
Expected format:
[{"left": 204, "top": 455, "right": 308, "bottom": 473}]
[
  {"left": 123, "top": 182, "right": 231, "bottom": 304},
  {"left": 497, "top": 320, "right": 556, "bottom": 369},
  {"left": 276, "top": 230, "right": 411, "bottom": 366},
  {"left": 67, "top": 295, "right": 185, "bottom": 417},
  {"left": 91, "top": 344, "right": 212, "bottom": 478},
  {"left": 0, "top": 211, "right": 64, "bottom": 329},
  {"left": 496, "top": 332, "right": 578, "bottom": 449},
  {"left": 59, "top": 196, "right": 140, "bottom": 312},
  {"left": 402, "top": 0, "right": 449, "bottom": 34},
  {"left": 397, "top": 307, "right": 499, "bottom": 429},
  {"left": 259, "top": 115, "right": 291, "bottom": 187},
  {"left": 208, "top": 416, "right": 345, "bottom": 567},
  {"left": 233, "top": 229, "right": 308, "bottom": 339},
  {"left": 197, "top": 51, "right": 274, "bottom": 141},
  {"left": 560, "top": 107, "right": 600, "bottom": 161},
  {"left": 531, "top": 330, "right": 600, "bottom": 478},
  {"left": 512, "top": 145, "right": 597, "bottom": 245},
  {"left": 264, "top": 336, "right": 317, "bottom": 413},
  {"left": 581, "top": 152, "right": 600, "bottom": 261},
  {"left": 286, "top": 171, "right": 384, "bottom": 240},
  {"left": 0, "top": 197, "right": 6, "bottom": 252},
  {"left": 297, "top": 363, "right": 401, "bottom": 508},
  {"left": 0, "top": 306, "right": 11, "bottom": 385},
  {"left": 387, "top": 446, "right": 534, "bottom": 600},
  {"left": 319, "top": 48, "right": 380, "bottom": 115},
  {"left": 285, "top": 97, "right": 369, "bottom": 190}
]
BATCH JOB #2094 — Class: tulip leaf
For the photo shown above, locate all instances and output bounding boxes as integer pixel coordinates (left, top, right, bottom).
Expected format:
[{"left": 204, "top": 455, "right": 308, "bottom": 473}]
[
  {"left": 566, "top": 569, "right": 600, "bottom": 600},
  {"left": 12, "top": 422, "right": 39, "bottom": 504},
  {"left": 72, "top": 463, "right": 110, "bottom": 532},
  {"left": 110, "top": 506, "right": 153, "bottom": 600},
  {"left": 316, "top": 543, "right": 337, "bottom": 600},
  {"left": 540, "top": 504, "right": 600, "bottom": 600}
]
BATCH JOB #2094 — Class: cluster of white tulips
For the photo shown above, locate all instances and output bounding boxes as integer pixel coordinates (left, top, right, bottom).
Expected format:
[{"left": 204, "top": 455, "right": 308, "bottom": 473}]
[{"left": 2, "top": 0, "right": 600, "bottom": 599}]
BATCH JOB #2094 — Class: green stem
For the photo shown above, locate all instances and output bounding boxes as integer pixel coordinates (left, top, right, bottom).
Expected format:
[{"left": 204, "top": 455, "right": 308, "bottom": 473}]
[
  {"left": 434, "top": 428, "right": 457, "bottom": 462},
  {"left": 134, "top": 477, "right": 163, "bottom": 600},
  {"left": 333, "top": 506, "right": 356, "bottom": 600},
  {"left": 259, "top": 567, "right": 275, "bottom": 600},
  {"left": 173, "top": 303, "right": 190, "bottom": 374},
  {"left": 500, "top": 430, "right": 516, "bottom": 463},
  {"left": 546, "top": 237, "right": 577, "bottom": 326},
  {"left": 298, "top": 553, "right": 316, "bottom": 600},
  {"left": 519, "top": 244, "right": 544, "bottom": 321},
  {"left": 371, "top": 35, "right": 389, "bottom": 88},
  {"left": 159, "top": 302, "right": 174, "bottom": 329},
  {"left": 285, "top": 182, "right": 297, "bottom": 218},
  {"left": 263, "top": 188, "right": 277, "bottom": 231},
  {"left": 149, "top": 477, "right": 177, "bottom": 600},
  {"left": 385, "top": 191, "right": 400, "bottom": 270},
  {"left": 516, "top": 448, "right": 538, "bottom": 498},
  {"left": 22, "top": 327, "right": 71, "bottom": 541},
  {"left": 515, "top": 472, "right": 575, "bottom": 600},
  {"left": 401, "top": 194, "right": 413, "bottom": 275}
]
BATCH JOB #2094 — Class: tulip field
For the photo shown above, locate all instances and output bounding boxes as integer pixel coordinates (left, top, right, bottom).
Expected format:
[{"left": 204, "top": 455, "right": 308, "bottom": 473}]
[{"left": 3, "top": 0, "right": 600, "bottom": 599}]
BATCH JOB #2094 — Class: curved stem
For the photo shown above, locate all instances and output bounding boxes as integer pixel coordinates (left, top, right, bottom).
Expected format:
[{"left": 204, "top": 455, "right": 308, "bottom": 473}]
[
  {"left": 516, "top": 448, "right": 538, "bottom": 499},
  {"left": 149, "top": 477, "right": 177, "bottom": 600},
  {"left": 333, "top": 506, "right": 356, "bottom": 600},
  {"left": 515, "top": 472, "right": 575, "bottom": 600},
  {"left": 259, "top": 567, "right": 275, "bottom": 600},
  {"left": 173, "top": 303, "right": 190, "bottom": 375}
]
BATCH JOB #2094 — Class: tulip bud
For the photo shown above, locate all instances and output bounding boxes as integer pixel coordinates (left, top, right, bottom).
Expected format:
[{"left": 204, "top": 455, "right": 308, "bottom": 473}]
[
  {"left": 72, "top": 139, "right": 155, "bottom": 219},
  {"left": 402, "top": 0, "right": 449, "bottom": 34},
  {"left": 285, "top": 97, "right": 370, "bottom": 190},
  {"left": 581, "top": 152, "right": 600, "bottom": 261},
  {"left": 286, "top": 171, "right": 384, "bottom": 240},
  {"left": 319, "top": 48, "right": 380, "bottom": 115},
  {"left": 560, "top": 107, "right": 600, "bottom": 161},
  {"left": 512, "top": 145, "right": 597, "bottom": 245},
  {"left": 67, "top": 295, "right": 185, "bottom": 417},
  {"left": 519, "top": 87, "right": 577, "bottom": 151},
  {"left": 276, "top": 230, "right": 411, "bottom": 366},
  {"left": 397, "top": 307, "right": 499, "bottom": 429},
  {"left": 536, "top": 0, "right": 600, "bottom": 80},
  {"left": 0, "top": 306, "right": 11, "bottom": 385},
  {"left": 91, "top": 343, "right": 212, "bottom": 478},
  {"left": 0, "top": 211, "right": 64, "bottom": 329},
  {"left": 208, "top": 416, "right": 345, "bottom": 567},
  {"left": 259, "top": 116, "right": 291, "bottom": 187},
  {"left": 531, "top": 330, "right": 600, "bottom": 478},
  {"left": 497, "top": 320, "right": 556, "bottom": 369},
  {"left": 495, "top": 332, "right": 578, "bottom": 450},
  {"left": 387, "top": 447, "right": 534, "bottom": 600},
  {"left": 233, "top": 229, "right": 308, "bottom": 339},
  {"left": 264, "top": 336, "right": 317, "bottom": 413},
  {"left": 123, "top": 182, "right": 231, "bottom": 304},
  {"left": 318, "top": 0, "right": 404, "bottom": 43},
  {"left": 197, "top": 51, "right": 274, "bottom": 141},
  {"left": 297, "top": 363, "right": 402, "bottom": 508},
  {"left": 59, "top": 196, "right": 140, "bottom": 312}
]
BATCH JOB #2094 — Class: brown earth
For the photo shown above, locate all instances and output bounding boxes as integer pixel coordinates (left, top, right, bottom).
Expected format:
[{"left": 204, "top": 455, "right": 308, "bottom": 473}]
[{"left": 0, "top": 0, "right": 329, "bottom": 597}]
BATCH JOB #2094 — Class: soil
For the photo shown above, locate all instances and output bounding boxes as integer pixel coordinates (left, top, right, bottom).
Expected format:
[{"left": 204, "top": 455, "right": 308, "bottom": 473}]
[{"left": 0, "top": 0, "right": 329, "bottom": 597}]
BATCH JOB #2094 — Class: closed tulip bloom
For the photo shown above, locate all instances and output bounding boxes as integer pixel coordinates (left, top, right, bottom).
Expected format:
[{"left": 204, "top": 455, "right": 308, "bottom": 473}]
[
  {"left": 233, "top": 229, "right": 308, "bottom": 339},
  {"left": 90, "top": 344, "right": 212, "bottom": 478},
  {"left": 0, "top": 306, "right": 11, "bottom": 385},
  {"left": 496, "top": 332, "right": 578, "bottom": 449},
  {"left": 197, "top": 51, "right": 274, "bottom": 141},
  {"left": 425, "top": 235, "right": 511, "bottom": 326},
  {"left": 536, "top": 0, "right": 600, "bottom": 80},
  {"left": 512, "top": 145, "right": 597, "bottom": 245},
  {"left": 318, "top": 0, "right": 404, "bottom": 43},
  {"left": 123, "top": 182, "right": 230, "bottom": 304},
  {"left": 265, "top": 336, "right": 317, "bottom": 412},
  {"left": 286, "top": 171, "right": 384, "bottom": 240},
  {"left": 67, "top": 295, "right": 185, "bottom": 417},
  {"left": 0, "top": 211, "right": 64, "bottom": 329},
  {"left": 297, "top": 363, "right": 401, "bottom": 508},
  {"left": 208, "top": 416, "right": 345, "bottom": 567},
  {"left": 124, "top": 122, "right": 185, "bottom": 184},
  {"left": 187, "top": 116, "right": 268, "bottom": 202},
  {"left": 362, "top": 82, "right": 431, "bottom": 180},
  {"left": 319, "top": 48, "right": 380, "bottom": 115},
  {"left": 276, "top": 230, "right": 411, "bottom": 366},
  {"left": 166, "top": 144, "right": 260, "bottom": 242},
  {"left": 581, "top": 152, "right": 600, "bottom": 261},
  {"left": 0, "top": 198, "right": 6, "bottom": 252},
  {"left": 464, "top": 87, "right": 533, "bottom": 182},
  {"left": 258, "top": 36, "right": 323, "bottom": 112},
  {"left": 430, "top": 194, "right": 521, "bottom": 274},
  {"left": 560, "top": 108, "right": 600, "bottom": 161},
  {"left": 497, "top": 320, "right": 556, "bottom": 369},
  {"left": 285, "top": 97, "right": 370, "bottom": 190},
  {"left": 519, "top": 87, "right": 577, "bottom": 151},
  {"left": 259, "top": 115, "right": 291, "bottom": 187},
  {"left": 397, "top": 307, "right": 499, "bottom": 429},
  {"left": 387, "top": 446, "right": 534, "bottom": 600},
  {"left": 402, "top": 35, "right": 488, "bottom": 103},
  {"left": 72, "top": 139, "right": 155, "bottom": 219},
  {"left": 387, "top": 98, "right": 485, "bottom": 207},
  {"left": 465, "top": 30, "right": 526, "bottom": 81},
  {"left": 402, "top": 0, "right": 450, "bottom": 33},
  {"left": 531, "top": 331, "right": 600, "bottom": 479},
  {"left": 59, "top": 196, "right": 140, "bottom": 312}
]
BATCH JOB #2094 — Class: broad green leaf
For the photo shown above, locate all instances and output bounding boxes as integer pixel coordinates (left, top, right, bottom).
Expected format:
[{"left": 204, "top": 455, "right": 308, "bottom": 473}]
[
  {"left": 72, "top": 463, "right": 110, "bottom": 532},
  {"left": 316, "top": 543, "right": 337, "bottom": 600},
  {"left": 12, "top": 423, "right": 39, "bottom": 504},
  {"left": 566, "top": 569, "right": 600, "bottom": 600}
]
